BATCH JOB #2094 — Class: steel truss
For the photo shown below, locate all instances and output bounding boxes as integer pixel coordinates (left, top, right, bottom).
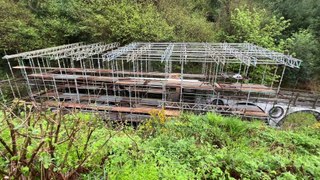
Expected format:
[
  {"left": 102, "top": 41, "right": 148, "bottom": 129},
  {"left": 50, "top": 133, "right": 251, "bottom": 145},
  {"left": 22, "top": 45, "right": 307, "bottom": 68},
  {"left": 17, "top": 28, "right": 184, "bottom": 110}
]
[
  {"left": 102, "top": 42, "right": 302, "bottom": 68},
  {"left": 241, "top": 43, "right": 302, "bottom": 68},
  {"left": 3, "top": 42, "right": 119, "bottom": 60},
  {"left": 160, "top": 101, "right": 232, "bottom": 112}
]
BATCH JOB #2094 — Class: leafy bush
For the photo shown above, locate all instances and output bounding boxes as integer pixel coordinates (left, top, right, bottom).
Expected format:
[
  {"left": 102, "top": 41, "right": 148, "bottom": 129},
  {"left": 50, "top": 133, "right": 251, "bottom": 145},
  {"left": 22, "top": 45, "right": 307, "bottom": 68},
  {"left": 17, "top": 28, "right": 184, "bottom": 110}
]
[
  {"left": 80, "top": 0, "right": 174, "bottom": 43},
  {"left": 280, "top": 112, "right": 318, "bottom": 130},
  {"left": 0, "top": 102, "right": 319, "bottom": 179},
  {"left": 157, "top": 0, "right": 216, "bottom": 42}
]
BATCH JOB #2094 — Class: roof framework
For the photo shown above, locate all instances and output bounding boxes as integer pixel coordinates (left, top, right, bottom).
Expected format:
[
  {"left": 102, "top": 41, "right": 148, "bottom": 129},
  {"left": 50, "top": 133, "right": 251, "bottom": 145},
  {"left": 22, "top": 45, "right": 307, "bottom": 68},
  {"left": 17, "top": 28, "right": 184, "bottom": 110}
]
[
  {"left": 3, "top": 42, "right": 119, "bottom": 61},
  {"left": 3, "top": 42, "right": 302, "bottom": 68},
  {"left": 101, "top": 42, "right": 302, "bottom": 68}
]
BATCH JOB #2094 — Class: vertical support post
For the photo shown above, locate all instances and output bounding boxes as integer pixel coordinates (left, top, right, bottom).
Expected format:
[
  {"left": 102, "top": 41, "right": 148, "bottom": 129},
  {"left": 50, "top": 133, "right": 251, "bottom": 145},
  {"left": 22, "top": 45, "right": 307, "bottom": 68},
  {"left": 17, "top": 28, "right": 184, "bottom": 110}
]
[
  {"left": 271, "top": 65, "right": 279, "bottom": 89},
  {"left": 133, "top": 60, "right": 138, "bottom": 106},
  {"left": 74, "top": 78, "right": 80, "bottom": 103},
  {"left": 80, "top": 59, "right": 91, "bottom": 102},
  {"left": 236, "top": 63, "right": 242, "bottom": 84},
  {"left": 6, "top": 74, "right": 16, "bottom": 99},
  {"left": 277, "top": 66, "right": 286, "bottom": 94},
  {"left": 18, "top": 59, "right": 34, "bottom": 101},
  {"left": 292, "top": 93, "right": 300, "bottom": 106},
  {"left": 245, "top": 84, "right": 252, "bottom": 110},
  {"left": 7, "top": 59, "right": 21, "bottom": 98},
  {"left": 208, "top": 62, "right": 213, "bottom": 83},
  {"left": 179, "top": 56, "right": 184, "bottom": 111},
  {"left": 37, "top": 58, "right": 48, "bottom": 100},
  {"left": 214, "top": 62, "right": 220, "bottom": 84},
  {"left": 52, "top": 76, "right": 60, "bottom": 102},
  {"left": 60, "top": 58, "right": 72, "bottom": 94},
  {"left": 261, "top": 64, "right": 268, "bottom": 85},
  {"left": 29, "top": 58, "right": 41, "bottom": 94},
  {"left": 313, "top": 96, "right": 319, "bottom": 109},
  {"left": 215, "top": 92, "right": 220, "bottom": 112}
]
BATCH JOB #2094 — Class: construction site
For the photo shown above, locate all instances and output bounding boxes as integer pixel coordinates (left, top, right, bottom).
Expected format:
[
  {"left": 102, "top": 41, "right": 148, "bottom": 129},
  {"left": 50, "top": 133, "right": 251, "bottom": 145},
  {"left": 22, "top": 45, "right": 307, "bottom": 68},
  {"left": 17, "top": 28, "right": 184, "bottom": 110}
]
[{"left": 2, "top": 42, "right": 320, "bottom": 125}]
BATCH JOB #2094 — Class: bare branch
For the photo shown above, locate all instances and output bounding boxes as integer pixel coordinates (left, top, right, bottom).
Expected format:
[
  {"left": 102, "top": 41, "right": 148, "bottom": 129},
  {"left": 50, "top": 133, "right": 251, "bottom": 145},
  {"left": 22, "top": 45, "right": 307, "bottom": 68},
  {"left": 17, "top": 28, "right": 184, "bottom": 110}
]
[
  {"left": 4, "top": 111, "right": 17, "bottom": 156},
  {"left": 80, "top": 128, "right": 95, "bottom": 159},
  {"left": 60, "top": 118, "right": 81, "bottom": 169},
  {"left": 0, "top": 137, "right": 14, "bottom": 156},
  {"left": 27, "top": 141, "right": 45, "bottom": 166}
]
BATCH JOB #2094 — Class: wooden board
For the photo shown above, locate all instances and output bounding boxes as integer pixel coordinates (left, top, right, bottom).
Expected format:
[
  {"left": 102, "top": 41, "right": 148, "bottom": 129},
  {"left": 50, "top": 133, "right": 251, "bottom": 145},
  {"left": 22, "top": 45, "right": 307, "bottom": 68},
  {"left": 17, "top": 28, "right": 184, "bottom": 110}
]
[
  {"left": 42, "top": 101, "right": 180, "bottom": 116},
  {"left": 215, "top": 83, "right": 275, "bottom": 94},
  {"left": 28, "top": 73, "right": 214, "bottom": 90}
]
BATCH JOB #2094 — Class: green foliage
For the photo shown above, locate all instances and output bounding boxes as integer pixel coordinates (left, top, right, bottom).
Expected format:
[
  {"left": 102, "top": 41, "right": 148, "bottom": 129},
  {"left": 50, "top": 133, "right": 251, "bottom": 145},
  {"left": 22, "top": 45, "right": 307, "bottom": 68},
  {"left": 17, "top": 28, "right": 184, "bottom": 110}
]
[
  {"left": 0, "top": 0, "right": 320, "bottom": 88},
  {"left": 223, "top": 7, "right": 289, "bottom": 49},
  {"left": 32, "top": 0, "right": 84, "bottom": 45},
  {"left": 223, "top": 63, "right": 280, "bottom": 86},
  {"left": 81, "top": 0, "right": 174, "bottom": 43},
  {"left": 249, "top": 65, "right": 280, "bottom": 85},
  {"left": 0, "top": 104, "right": 319, "bottom": 179},
  {"left": 280, "top": 112, "right": 318, "bottom": 130},
  {"left": 0, "top": 0, "right": 41, "bottom": 53},
  {"left": 157, "top": 0, "right": 216, "bottom": 42},
  {"left": 284, "top": 30, "right": 320, "bottom": 88},
  {"left": 259, "top": 0, "right": 320, "bottom": 36},
  {"left": 216, "top": 6, "right": 290, "bottom": 84},
  {"left": 253, "top": 0, "right": 320, "bottom": 87}
]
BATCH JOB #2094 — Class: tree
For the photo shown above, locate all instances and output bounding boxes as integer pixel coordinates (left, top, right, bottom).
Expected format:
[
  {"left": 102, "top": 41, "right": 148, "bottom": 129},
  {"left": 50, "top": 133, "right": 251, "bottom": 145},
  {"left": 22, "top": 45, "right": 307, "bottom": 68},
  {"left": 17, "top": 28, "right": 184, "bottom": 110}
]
[
  {"left": 79, "top": 0, "right": 174, "bottom": 43},
  {"left": 258, "top": 0, "right": 320, "bottom": 37},
  {"left": 222, "top": 7, "right": 289, "bottom": 49},
  {"left": 25, "top": 0, "right": 90, "bottom": 45},
  {"left": 216, "top": 7, "right": 290, "bottom": 85},
  {"left": 0, "top": 0, "right": 41, "bottom": 53},
  {"left": 153, "top": 0, "right": 217, "bottom": 42},
  {"left": 284, "top": 30, "right": 320, "bottom": 89},
  {"left": 0, "top": 0, "right": 45, "bottom": 79}
]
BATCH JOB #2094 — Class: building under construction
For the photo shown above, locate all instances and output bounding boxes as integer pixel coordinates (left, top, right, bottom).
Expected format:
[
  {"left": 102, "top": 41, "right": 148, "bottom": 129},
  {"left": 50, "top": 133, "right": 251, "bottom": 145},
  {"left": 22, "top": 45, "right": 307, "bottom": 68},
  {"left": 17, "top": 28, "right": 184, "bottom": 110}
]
[{"left": 2, "top": 42, "right": 320, "bottom": 125}]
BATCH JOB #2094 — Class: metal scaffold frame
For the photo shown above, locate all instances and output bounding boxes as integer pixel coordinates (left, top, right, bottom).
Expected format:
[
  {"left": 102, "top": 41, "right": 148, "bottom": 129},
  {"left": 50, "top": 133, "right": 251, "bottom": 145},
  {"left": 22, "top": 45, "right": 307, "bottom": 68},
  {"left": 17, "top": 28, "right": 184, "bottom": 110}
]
[
  {"left": 2, "top": 41, "right": 319, "bottom": 126},
  {"left": 100, "top": 42, "right": 302, "bottom": 67}
]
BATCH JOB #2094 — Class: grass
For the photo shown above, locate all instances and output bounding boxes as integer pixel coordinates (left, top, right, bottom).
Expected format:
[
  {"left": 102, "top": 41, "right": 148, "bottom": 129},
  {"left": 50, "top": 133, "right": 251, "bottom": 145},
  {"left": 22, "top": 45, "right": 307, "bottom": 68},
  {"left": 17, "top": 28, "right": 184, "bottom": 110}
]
[
  {"left": 0, "top": 110, "right": 319, "bottom": 179},
  {"left": 281, "top": 112, "right": 318, "bottom": 130}
]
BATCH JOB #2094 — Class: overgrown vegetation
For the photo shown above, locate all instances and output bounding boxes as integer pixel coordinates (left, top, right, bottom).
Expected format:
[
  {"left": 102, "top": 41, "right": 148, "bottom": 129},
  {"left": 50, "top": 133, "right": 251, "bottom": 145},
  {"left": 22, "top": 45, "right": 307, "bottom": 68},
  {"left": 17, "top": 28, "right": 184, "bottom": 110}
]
[
  {"left": 1, "top": 0, "right": 320, "bottom": 88},
  {"left": 280, "top": 112, "right": 318, "bottom": 130},
  {"left": 0, "top": 102, "right": 319, "bottom": 179}
]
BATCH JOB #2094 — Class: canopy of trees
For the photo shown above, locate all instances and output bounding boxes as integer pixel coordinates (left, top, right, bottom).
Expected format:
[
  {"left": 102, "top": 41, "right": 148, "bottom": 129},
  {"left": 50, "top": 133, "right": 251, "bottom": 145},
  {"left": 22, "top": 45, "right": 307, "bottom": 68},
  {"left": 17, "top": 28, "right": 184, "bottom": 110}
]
[{"left": 1, "top": 0, "right": 320, "bottom": 88}]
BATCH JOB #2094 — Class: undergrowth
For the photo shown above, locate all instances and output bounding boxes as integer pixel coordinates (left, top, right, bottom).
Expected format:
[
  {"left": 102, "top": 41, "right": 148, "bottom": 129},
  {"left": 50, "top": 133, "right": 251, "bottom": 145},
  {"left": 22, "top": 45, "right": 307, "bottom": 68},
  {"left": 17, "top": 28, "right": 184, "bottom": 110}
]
[{"left": 0, "top": 105, "right": 319, "bottom": 179}]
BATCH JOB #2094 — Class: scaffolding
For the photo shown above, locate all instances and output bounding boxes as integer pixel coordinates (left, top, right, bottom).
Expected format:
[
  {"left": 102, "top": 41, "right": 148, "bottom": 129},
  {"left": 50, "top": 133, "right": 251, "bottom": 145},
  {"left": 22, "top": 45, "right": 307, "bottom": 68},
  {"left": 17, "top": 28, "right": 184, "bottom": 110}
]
[{"left": 2, "top": 42, "right": 319, "bottom": 124}]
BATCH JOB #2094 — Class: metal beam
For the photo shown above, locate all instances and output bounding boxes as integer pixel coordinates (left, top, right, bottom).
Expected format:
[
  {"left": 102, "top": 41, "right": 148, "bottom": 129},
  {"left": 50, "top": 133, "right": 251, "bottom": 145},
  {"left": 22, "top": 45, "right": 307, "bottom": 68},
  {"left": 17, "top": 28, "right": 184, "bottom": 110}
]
[
  {"left": 161, "top": 43, "right": 174, "bottom": 63},
  {"left": 102, "top": 43, "right": 138, "bottom": 61},
  {"left": 222, "top": 43, "right": 257, "bottom": 66},
  {"left": 204, "top": 43, "right": 226, "bottom": 65},
  {"left": 244, "top": 43, "right": 302, "bottom": 68},
  {"left": 126, "top": 43, "right": 151, "bottom": 62},
  {"left": 3, "top": 42, "right": 83, "bottom": 60}
]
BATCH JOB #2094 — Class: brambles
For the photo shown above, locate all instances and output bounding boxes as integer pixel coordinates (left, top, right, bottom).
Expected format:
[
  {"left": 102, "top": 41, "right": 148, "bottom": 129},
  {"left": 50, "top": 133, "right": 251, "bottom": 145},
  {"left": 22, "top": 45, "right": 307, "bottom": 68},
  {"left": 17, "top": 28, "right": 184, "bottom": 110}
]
[{"left": 0, "top": 102, "right": 319, "bottom": 179}]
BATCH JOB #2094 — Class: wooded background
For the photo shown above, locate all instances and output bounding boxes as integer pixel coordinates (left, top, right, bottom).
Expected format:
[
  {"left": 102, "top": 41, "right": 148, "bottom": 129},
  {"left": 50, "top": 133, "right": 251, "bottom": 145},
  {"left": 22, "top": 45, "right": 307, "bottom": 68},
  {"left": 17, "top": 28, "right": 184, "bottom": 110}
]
[{"left": 1, "top": 0, "right": 320, "bottom": 89}]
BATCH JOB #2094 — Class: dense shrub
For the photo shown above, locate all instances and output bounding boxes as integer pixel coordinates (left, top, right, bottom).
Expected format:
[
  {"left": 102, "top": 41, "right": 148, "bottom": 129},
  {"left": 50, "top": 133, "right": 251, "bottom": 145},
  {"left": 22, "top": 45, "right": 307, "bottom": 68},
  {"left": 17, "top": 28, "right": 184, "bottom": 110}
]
[{"left": 0, "top": 102, "right": 319, "bottom": 179}]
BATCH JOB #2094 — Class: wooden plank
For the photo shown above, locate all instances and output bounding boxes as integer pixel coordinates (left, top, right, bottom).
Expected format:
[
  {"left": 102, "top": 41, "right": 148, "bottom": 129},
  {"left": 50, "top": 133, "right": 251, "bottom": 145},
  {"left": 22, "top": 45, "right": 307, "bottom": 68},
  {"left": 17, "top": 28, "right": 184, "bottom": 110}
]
[
  {"left": 215, "top": 83, "right": 275, "bottom": 94},
  {"left": 42, "top": 101, "right": 180, "bottom": 116},
  {"left": 28, "top": 73, "right": 214, "bottom": 90}
]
